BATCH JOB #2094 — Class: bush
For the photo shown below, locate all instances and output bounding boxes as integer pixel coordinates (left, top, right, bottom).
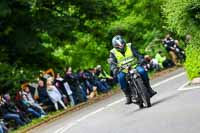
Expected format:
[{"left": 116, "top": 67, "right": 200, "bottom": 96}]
[
  {"left": 163, "top": 0, "right": 200, "bottom": 79},
  {"left": 184, "top": 39, "right": 200, "bottom": 79}
]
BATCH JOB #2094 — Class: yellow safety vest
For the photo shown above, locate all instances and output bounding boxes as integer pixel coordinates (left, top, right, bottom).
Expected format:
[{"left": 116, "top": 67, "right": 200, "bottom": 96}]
[{"left": 110, "top": 43, "right": 137, "bottom": 73}]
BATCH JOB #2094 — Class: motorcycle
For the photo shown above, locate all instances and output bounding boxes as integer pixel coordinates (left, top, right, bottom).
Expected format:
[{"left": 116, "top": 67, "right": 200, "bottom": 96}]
[
  {"left": 108, "top": 58, "right": 151, "bottom": 108},
  {"left": 174, "top": 47, "right": 186, "bottom": 62},
  {"left": 126, "top": 67, "right": 151, "bottom": 108}
]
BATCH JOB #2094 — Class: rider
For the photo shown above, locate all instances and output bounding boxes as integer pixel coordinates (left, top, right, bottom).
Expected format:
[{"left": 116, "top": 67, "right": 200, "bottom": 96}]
[{"left": 109, "top": 35, "right": 157, "bottom": 104}]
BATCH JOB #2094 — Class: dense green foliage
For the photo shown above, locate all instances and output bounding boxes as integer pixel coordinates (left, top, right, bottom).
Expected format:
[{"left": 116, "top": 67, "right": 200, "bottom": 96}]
[
  {"left": 0, "top": 0, "right": 199, "bottom": 93},
  {"left": 162, "top": 0, "right": 200, "bottom": 79},
  {"left": 0, "top": 0, "right": 165, "bottom": 93}
]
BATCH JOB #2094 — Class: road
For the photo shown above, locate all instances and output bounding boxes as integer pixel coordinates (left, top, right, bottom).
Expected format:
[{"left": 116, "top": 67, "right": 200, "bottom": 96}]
[{"left": 29, "top": 68, "right": 200, "bottom": 133}]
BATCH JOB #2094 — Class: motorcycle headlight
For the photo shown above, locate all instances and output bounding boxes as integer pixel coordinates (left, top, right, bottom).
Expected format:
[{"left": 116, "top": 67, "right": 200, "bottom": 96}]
[{"left": 129, "top": 69, "right": 136, "bottom": 74}]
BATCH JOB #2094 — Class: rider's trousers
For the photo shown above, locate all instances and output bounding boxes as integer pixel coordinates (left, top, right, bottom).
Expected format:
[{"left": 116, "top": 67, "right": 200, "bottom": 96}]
[{"left": 117, "top": 66, "right": 148, "bottom": 91}]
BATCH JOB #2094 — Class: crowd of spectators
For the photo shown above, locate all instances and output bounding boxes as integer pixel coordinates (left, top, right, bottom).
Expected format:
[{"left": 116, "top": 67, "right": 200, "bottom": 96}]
[
  {"left": 0, "top": 65, "right": 116, "bottom": 132},
  {"left": 142, "top": 34, "right": 186, "bottom": 72}
]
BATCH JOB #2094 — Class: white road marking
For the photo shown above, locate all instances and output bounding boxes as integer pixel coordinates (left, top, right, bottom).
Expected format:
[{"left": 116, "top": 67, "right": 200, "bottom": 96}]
[
  {"left": 106, "top": 98, "right": 125, "bottom": 107},
  {"left": 59, "top": 122, "right": 76, "bottom": 133},
  {"left": 76, "top": 107, "right": 105, "bottom": 122},
  {"left": 54, "top": 127, "right": 65, "bottom": 133},
  {"left": 178, "top": 85, "right": 200, "bottom": 91},
  {"left": 59, "top": 108, "right": 105, "bottom": 133},
  {"left": 177, "top": 81, "right": 190, "bottom": 91},
  {"left": 151, "top": 72, "right": 186, "bottom": 88},
  {"left": 55, "top": 71, "right": 186, "bottom": 133}
]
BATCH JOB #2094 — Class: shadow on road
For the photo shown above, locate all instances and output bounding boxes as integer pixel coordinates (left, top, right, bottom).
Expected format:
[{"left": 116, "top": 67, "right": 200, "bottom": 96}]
[
  {"left": 124, "top": 92, "right": 181, "bottom": 116},
  {"left": 152, "top": 93, "right": 180, "bottom": 106}
]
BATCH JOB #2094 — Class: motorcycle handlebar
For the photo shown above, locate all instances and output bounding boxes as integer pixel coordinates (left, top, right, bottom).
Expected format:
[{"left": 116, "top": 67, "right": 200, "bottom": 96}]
[{"left": 107, "top": 58, "right": 133, "bottom": 72}]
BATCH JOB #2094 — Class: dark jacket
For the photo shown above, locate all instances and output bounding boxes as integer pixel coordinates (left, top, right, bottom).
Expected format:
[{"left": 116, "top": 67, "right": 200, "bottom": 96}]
[
  {"left": 37, "top": 86, "right": 50, "bottom": 103},
  {"left": 0, "top": 100, "right": 19, "bottom": 116},
  {"left": 163, "top": 37, "right": 175, "bottom": 52}
]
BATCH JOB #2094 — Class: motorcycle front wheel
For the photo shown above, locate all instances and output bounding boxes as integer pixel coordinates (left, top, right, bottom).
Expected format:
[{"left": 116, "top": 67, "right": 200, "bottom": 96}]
[{"left": 135, "top": 77, "right": 151, "bottom": 107}]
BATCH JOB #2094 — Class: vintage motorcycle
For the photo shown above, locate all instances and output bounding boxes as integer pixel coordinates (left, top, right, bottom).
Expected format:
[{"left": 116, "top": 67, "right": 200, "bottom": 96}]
[
  {"left": 108, "top": 58, "right": 151, "bottom": 108},
  {"left": 126, "top": 67, "right": 151, "bottom": 108}
]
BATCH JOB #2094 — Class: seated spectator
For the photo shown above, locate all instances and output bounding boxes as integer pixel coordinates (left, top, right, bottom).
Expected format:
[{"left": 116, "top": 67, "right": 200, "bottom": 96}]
[
  {"left": 0, "top": 124, "right": 3, "bottom": 133},
  {"left": 0, "top": 119, "right": 8, "bottom": 133},
  {"left": 21, "top": 82, "right": 36, "bottom": 99},
  {"left": 37, "top": 80, "right": 52, "bottom": 106},
  {"left": 95, "top": 65, "right": 115, "bottom": 86},
  {"left": 90, "top": 68, "right": 110, "bottom": 93},
  {"left": 82, "top": 69, "right": 99, "bottom": 97},
  {"left": 0, "top": 95, "right": 25, "bottom": 128},
  {"left": 3, "top": 94, "right": 31, "bottom": 124},
  {"left": 46, "top": 80, "right": 67, "bottom": 111},
  {"left": 63, "top": 80, "right": 75, "bottom": 106},
  {"left": 65, "top": 67, "right": 86, "bottom": 104},
  {"left": 15, "top": 91, "right": 44, "bottom": 118},
  {"left": 77, "top": 69, "right": 92, "bottom": 101},
  {"left": 54, "top": 73, "right": 69, "bottom": 105},
  {"left": 155, "top": 51, "right": 174, "bottom": 69},
  {"left": 55, "top": 73, "right": 75, "bottom": 106},
  {"left": 21, "top": 85, "right": 46, "bottom": 116},
  {"left": 144, "top": 55, "right": 161, "bottom": 71}
]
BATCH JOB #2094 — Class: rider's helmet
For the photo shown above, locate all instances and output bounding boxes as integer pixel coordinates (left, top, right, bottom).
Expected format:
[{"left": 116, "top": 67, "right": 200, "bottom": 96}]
[{"left": 112, "top": 35, "right": 126, "bottom": 53}]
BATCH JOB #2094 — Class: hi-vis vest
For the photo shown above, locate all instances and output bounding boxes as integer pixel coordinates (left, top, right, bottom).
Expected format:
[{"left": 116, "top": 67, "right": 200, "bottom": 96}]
[{"left": 110, "top": 43, "right": 137, "bottom": 72}]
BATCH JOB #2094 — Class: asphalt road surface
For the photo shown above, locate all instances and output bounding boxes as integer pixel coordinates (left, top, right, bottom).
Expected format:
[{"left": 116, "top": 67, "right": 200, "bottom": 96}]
[{"left": 30, "top": 68, "right": 200, "bottom": 133}]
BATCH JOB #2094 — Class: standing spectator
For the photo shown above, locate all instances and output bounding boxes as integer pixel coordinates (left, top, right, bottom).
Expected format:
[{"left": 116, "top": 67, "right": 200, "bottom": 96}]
[
  {"left": 39, "top": 68, "right": 55, "bottom": 85},
  {"left": 174, "top": 40, "right": 186, "bottom": 62},
  {"left": 162, "top": 34, "right": 177, "bottom": 64},
  {"left": 46, "top": 80, "right": 67, "bottom": 111},
  {"left": 185, "top": 34, "right": 192, "bottom": 46}
]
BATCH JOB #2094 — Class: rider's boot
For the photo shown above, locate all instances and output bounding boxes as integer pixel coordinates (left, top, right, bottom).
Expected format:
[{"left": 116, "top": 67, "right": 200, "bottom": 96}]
[
  {"left": 144, "top": 80, "right": 157, "bottom": 97},
  {"left": 122, "top": 89, "right": 132, "bottom": 104}
]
